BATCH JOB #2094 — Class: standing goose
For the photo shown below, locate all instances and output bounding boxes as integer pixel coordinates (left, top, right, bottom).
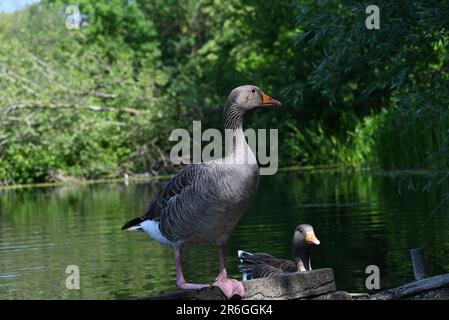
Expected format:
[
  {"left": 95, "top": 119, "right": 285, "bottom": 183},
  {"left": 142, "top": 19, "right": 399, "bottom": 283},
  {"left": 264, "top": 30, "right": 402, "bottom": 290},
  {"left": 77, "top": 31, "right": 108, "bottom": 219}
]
[
  {"left": 122, "top": 85, "right": 281, "bottom": 298},
  {"left": 237, "top": 224, "right": 320, "bottom": 280}
]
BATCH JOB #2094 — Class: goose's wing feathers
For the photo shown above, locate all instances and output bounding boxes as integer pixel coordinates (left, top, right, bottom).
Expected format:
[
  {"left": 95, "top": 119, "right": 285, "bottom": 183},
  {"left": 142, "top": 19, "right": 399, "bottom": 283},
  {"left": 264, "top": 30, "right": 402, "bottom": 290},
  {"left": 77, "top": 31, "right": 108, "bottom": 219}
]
[
  {"left": 143, "top": 163, "right": 206, "bottom": 221},
  {"left": 123, "top": 160, "right": 257, "bottom": 243},
  {"left": 238, "top": 250, "right": 298, "bottom": 279},
  {"left": 143, "top": 162, "right": 231, "bottom": 242},
  {"left": 239, "top": 251, "right": 297, "bottom": 271},
  {"left": 239, "top": 263, "right": 285, "bottom": 280},
  {"left": 121, "top": 163, "right": 208, "bottom": 231}
]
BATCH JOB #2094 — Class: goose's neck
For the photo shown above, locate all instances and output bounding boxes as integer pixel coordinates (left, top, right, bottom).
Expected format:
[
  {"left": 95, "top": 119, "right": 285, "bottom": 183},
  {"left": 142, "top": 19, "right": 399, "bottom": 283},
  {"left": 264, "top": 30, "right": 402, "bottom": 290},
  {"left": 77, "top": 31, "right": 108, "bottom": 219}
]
[
  {"left": 222, "top": 102, "right": 245, "bottom": 131},
  {"left": 293, "top": 243, "right": 311, "bottom": 272},
  {"left": 222, "top": 103, "right": 252, "bottom": 159}
]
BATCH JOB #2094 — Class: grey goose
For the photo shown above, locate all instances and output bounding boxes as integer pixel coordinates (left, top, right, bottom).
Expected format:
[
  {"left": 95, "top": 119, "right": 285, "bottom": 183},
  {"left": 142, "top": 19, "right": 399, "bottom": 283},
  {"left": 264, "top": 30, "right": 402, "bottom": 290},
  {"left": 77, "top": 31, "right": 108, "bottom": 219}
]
[
  {"left": 122, "top": 85, "right": 281, "bottom": 298},
  {"left": 238, "top": 224, "right": 320, "bottom": 280}
]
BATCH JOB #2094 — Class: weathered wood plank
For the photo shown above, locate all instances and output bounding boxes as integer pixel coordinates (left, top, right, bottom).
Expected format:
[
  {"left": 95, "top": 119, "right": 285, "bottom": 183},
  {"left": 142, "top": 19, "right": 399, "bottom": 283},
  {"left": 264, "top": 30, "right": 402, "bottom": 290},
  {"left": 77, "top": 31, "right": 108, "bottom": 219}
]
[
  {"left": 311, "top": 291, "right": 352, "bottom": 300},
  {"left": 145, "top": 268, "right": 336, "bottom": 300},
  {"left": 243, "top": 268, "right": 336, "bottom": 300},
  {"left": 146, "top": 286, "right": 227, "bottom": 300},
  {"left": 371, "top": 272, "right": 449, "bottom": 300}
]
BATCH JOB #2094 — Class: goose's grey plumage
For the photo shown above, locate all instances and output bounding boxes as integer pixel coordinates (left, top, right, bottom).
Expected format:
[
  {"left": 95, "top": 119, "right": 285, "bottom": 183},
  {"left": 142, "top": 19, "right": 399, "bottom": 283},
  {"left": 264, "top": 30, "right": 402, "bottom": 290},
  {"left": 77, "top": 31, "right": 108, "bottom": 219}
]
[
  {"left": 135, "top": 160, "right": 259, "bottom": 246},
  {"left": 237, "top": 224, "right": 320, "bottom": 280},
  {"left": 122, "top": 85, "right": 281, "bottom": 298}
]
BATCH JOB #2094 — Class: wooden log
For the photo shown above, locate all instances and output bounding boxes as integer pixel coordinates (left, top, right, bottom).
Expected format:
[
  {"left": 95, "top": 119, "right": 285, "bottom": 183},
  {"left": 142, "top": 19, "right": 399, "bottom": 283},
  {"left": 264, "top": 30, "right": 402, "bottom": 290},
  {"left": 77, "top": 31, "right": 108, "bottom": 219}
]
[
  {"left": 146, "top": 286, "right": 227, "bottom": 300},
  {"left": 311, "top": 291, "right": 352, "bottom": 300},
  {"left": 145, "top": 268, "right": 336, "bottom": 300},
  {"left": 243, "top": 268, "right": 336, "bottom": 300},
  {"left": 370, "top": 272, "right": 449, "bottom": 300},
  {"left": 409, "top": 287, "right": 449, "bottom": 300}
]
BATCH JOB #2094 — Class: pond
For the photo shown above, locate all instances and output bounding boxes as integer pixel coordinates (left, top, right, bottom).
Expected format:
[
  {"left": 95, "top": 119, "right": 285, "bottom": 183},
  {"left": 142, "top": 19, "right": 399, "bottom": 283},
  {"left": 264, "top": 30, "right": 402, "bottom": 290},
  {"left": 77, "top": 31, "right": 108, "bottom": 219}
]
[{"left": 1, "top": 170, "right": 449, "bottom": 299}]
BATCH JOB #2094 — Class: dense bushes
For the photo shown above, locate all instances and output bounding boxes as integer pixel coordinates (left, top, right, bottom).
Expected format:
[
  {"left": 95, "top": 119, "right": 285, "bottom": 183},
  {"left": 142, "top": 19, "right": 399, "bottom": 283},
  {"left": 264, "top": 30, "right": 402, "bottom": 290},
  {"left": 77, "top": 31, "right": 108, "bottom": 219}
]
[
  {"left": 0, "top": 2, "right": 177, "bottom": 184},
  {"left": 0, "top": 0, "right": 448, "bottom": 184}
]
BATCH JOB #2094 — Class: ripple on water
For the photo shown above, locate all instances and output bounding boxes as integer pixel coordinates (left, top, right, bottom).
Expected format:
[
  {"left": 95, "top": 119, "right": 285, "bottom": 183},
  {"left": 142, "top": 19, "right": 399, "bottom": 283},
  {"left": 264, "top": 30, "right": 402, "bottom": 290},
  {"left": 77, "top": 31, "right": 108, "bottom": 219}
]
[{"left": 1, "top": 171, "right": 449, "bottom": 298}]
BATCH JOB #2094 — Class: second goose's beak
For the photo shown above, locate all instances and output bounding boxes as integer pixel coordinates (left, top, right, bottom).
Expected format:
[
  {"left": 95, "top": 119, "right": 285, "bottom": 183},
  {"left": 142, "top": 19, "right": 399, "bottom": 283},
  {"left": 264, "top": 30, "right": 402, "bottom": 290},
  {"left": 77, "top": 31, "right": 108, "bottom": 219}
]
[
  {"left": 262, "top": 92, "right": 282, "bottom": 107},
  {"left": 306, "top": 231, "right": 320, "bottom": 245}
]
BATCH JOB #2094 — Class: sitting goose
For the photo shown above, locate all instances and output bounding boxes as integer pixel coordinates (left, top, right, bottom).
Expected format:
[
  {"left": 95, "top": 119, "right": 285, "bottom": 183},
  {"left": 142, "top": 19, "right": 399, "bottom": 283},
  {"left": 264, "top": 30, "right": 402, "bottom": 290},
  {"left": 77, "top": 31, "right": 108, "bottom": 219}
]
[
  {"left": 237, "top": 224, "right": 320, "bottom": 280},
  {"left": 122, "top": 85, "right": 281, "bottom": 298}
]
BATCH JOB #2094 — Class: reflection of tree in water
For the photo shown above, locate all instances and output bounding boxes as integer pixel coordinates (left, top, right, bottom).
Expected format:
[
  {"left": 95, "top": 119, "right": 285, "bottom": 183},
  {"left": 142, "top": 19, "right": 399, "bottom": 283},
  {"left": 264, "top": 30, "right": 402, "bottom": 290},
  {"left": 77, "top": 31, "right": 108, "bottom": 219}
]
[{"left": 1, "top": 171, "right": 449, "bottom": 297}]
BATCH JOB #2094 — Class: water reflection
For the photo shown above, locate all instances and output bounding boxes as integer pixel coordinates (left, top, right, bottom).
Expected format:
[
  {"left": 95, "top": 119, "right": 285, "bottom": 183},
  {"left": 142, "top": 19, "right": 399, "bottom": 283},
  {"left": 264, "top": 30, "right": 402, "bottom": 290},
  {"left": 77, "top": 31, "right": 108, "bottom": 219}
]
[{"left": 0, "top": 171, "right": 449, "bottom": 299}]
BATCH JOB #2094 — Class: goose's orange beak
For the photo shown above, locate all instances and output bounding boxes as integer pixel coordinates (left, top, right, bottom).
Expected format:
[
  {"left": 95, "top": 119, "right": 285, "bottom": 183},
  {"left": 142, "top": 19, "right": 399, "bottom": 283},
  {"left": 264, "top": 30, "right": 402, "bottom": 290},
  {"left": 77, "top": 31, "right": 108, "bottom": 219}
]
[
  {"left": 306, "top": 231, "right": 320, "bottom": 245},
  {"left": 262, "top": 92, "right": 282, "bottom": 107}
]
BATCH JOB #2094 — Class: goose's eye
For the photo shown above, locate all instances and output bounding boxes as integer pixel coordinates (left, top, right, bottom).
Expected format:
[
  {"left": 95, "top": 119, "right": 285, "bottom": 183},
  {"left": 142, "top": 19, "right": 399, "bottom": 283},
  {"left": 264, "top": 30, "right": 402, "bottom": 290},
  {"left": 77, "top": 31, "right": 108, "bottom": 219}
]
[{"left": 251, "top": 89, "right": 255, "bottom": 93}]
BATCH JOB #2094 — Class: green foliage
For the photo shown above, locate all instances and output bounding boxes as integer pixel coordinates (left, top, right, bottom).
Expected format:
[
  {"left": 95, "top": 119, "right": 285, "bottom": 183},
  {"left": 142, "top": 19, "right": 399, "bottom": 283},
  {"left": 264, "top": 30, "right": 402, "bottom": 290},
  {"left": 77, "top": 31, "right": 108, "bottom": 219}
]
[
  {"left": 0, "top": 2, "right": 173, "bottom": 184},
  {"left": 0, "top": 0, "right": 448, "bottom": 184},
  {"left": 287, "top": 0, "right": 449, "bottom": 169}
]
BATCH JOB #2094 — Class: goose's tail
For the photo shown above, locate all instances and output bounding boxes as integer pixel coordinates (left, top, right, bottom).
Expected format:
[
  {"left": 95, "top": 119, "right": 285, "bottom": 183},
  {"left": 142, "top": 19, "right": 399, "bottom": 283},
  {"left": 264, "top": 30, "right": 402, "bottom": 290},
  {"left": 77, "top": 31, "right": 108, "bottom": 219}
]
[
  {"left": 237, "top": 250, "right": 255, "bottom": 281},
  {"left": 237, "top": 250, "right": 254, "bottom": 262},
  {"left": 121, "top": 217, "right": 144, "bottom": 231}
]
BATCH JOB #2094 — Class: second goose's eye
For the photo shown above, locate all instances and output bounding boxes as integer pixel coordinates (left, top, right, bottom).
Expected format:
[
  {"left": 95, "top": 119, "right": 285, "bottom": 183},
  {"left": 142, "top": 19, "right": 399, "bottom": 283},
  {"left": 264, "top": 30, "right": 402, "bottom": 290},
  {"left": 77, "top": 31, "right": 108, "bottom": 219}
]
[{"left": 251, "top": 89, "right": 255, "bottom": 93}]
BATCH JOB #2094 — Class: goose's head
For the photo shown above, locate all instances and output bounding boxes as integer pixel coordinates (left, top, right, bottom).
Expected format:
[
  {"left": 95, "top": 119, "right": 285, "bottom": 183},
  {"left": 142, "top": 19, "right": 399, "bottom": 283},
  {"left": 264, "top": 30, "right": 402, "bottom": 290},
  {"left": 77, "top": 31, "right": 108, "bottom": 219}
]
[
  {"left": 293, "top": 224, "right": 320, "bottom": 246},
  {"left": 226, "top": 85, "right": 282, "bottom": 112},
  {"left": 292, "top": 224, "right": 320, "bottom": 271}
]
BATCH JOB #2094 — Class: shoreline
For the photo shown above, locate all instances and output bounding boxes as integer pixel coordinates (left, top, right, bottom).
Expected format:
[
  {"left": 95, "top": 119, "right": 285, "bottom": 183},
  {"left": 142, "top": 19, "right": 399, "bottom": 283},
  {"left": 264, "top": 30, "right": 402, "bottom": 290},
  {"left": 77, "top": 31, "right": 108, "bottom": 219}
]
[{"left": 0, "top": 165, "right": 445, "bottom": 190}]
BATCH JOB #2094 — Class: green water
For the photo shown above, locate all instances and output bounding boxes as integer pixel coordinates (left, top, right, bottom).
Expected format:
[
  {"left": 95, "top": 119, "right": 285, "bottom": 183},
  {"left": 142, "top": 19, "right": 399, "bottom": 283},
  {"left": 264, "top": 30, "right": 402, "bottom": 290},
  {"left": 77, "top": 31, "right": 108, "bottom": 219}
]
[{"left": 1, "top": 170, "right": 449, "bottom": 299}]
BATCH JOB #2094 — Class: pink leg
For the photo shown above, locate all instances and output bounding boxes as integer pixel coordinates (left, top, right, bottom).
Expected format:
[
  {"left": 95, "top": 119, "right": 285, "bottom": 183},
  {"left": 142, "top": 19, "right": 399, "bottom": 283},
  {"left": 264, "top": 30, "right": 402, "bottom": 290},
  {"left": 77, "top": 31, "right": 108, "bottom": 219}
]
[
  {"left": 215, "top": 245, "right": 228, "bottom": 281},
  {"left": 174, "top": 248, "right": 209, "bottom": 290},
  {"left": 212, "top": 245, "right": 245, "bottom": 298}
]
